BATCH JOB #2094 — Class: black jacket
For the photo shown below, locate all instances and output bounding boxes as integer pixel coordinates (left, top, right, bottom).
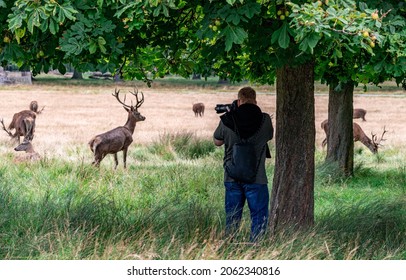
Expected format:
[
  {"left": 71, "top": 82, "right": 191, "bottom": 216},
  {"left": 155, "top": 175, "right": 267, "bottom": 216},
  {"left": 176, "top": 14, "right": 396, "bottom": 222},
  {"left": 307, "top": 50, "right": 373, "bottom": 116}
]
[{"left": 220, "top": 103, "right": 264, "bottom": 139}]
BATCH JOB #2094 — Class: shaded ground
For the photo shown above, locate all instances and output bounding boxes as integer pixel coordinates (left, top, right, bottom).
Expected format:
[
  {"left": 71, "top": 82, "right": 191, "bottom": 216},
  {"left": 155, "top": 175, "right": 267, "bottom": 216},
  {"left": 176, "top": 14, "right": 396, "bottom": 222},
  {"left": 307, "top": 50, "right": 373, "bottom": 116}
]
[{"left": 0, "top": 83, "right": 405, "bottom": 158}]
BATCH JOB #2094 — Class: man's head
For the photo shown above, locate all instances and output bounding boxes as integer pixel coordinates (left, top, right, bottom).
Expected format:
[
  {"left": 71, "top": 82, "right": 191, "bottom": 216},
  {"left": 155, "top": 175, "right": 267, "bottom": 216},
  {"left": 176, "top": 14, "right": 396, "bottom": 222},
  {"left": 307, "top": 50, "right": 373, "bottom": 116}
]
[{"left": 238, "top": 87, "right": 257, "bottom": 105}]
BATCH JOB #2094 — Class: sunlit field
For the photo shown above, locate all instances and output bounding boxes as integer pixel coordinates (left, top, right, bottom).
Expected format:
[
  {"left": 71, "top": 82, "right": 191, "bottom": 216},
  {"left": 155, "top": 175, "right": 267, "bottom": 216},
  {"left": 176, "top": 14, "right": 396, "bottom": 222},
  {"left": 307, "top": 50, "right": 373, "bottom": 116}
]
[{"left": 0, "top": 77, "right": 405, "bottom": 260}]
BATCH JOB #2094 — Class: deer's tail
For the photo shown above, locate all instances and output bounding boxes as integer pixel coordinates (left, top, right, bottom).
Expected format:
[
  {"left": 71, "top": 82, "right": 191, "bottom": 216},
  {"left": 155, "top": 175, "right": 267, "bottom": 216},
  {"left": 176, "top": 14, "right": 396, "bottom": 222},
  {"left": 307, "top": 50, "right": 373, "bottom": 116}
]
[{"left": 89, "top": 137, "right": 102, "bottom": 153}]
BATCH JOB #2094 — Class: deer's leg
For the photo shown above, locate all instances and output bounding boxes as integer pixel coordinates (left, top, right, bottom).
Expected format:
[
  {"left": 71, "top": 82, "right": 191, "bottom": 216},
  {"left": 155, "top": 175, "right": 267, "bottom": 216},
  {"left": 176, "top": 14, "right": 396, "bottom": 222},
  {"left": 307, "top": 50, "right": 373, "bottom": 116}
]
[
  {"left": 92, "top": 153, "right": 106, "bottom": 167},
  {"left": 123, "top": 148, "right": 128, "bottom": 169},
  {"left": 114, "top": 153, "right": 119, "bottom": 169}
]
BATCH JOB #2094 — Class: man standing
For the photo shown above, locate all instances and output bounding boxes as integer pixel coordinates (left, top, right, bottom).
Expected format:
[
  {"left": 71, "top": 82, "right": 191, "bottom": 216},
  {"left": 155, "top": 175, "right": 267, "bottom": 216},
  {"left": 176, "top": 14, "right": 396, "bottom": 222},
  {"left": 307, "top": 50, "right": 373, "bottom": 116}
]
[{"left": 213, "top": 87, "right": 274, "bottom": 241}]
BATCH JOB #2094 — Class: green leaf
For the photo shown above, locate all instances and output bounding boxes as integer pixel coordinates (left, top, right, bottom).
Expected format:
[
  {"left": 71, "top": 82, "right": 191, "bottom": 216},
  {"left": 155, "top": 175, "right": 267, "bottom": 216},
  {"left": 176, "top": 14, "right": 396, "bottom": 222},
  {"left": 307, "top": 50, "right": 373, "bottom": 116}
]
[
  {"left": 99, "top": 44, "right": 107, "bottom": 54},
  {"left": 14, "top": 28, "right": 26, "bottom": 44},
  {"left": 58, "top": 63, "right": 66, "bottom": 75},
  {"left": 27, "top": 11, "right": 41, "bottom": 33},
  {"left": 98, "top": 36, "right": 107, "bottom": 54},
  {"left": 153, "top": 5, "right": 161, "bottom": 17},
  {"left": 8, "top": 14, "right": 24, "bottom": 32},
  {"left": 162, "top": 4, "right": 169, "bottom": 17},
  {"left": 226, "top": 13, "right": 241, "bottom": 25},
  {"left": 40, "top": 18, "right": 48, "bottom": 32},
  {"left": 97, "top": 0, "right": 104, "bottom": 9},
  {"left": 224, "top": 25, "right": 248, "bottom": 51},
  {"left": 43, "top": 60, "right": 50, "bottom": 73},
  {"left": 49, "top": 18, "right": 58, "bottom": 35},
  {"left": 89, "top": 41, "right": 97, "bottom": 54},
  {"left": 307, "top": 33, "right": 320, "bottom": 50},
  {"left": 278, "top": 22, "right": 290, "bottom": 49},
  {"left": 57, "top": 7, "right": 65, "bottom": 23},
  {"left": 271, "top": 27, "right": 281, "bottom": 45},
  {"left": 239, "top": 3, "right": 261, "bottom": 19},
  {"left": 61, "top": 4, "right": 78, "bottom": 21}
]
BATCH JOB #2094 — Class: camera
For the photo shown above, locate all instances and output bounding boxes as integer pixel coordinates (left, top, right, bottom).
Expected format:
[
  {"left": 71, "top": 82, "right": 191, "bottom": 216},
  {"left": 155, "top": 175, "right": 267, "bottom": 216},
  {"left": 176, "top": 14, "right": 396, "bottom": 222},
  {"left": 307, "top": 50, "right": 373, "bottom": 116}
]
[{"left": 215, "top": 99, "right": 238, "bottom": 114}]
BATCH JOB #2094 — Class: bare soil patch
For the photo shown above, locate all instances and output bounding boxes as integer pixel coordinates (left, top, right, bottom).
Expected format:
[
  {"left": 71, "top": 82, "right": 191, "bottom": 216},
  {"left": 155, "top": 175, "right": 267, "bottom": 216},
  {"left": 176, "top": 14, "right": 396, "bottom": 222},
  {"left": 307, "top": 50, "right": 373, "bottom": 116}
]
[{"left": 1, "top": 84, "right": 405, "bottom": 157}]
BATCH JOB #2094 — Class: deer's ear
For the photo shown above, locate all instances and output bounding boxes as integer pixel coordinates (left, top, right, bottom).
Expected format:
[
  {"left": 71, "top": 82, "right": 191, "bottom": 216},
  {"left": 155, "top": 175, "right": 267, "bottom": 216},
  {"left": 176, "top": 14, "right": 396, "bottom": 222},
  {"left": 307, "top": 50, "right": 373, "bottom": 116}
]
[{"left": 123, "top": 106, "right": 130, "bottom": 112}]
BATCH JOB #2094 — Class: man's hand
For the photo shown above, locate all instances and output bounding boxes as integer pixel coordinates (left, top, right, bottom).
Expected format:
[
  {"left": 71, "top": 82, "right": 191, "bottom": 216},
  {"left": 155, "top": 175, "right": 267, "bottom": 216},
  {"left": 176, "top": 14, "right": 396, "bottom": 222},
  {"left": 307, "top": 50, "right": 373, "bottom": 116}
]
[{"left": 214, "top": 138, "right": 224, "bottom": 146}]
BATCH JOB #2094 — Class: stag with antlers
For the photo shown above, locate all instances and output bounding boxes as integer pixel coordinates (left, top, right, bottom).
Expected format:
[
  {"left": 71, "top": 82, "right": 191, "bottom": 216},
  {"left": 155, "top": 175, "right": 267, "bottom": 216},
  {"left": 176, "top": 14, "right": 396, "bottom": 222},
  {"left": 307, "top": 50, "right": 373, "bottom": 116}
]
[
  {"left": 321, "top": 119, "right": 387, "bottom": 153},
  {"left": 89, "top": 88, "right": 146, "bottom": 168},
  {"left": 1, "top": 110, "right": 36, "bottom": 143}
]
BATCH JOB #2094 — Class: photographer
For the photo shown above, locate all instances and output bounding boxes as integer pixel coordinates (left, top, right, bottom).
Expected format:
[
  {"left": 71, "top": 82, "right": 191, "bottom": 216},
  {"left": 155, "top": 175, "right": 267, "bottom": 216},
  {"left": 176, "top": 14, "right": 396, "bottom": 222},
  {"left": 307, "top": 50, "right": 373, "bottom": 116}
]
[{"left": 213, "top": 86, "right": 273, "bottom": 242}]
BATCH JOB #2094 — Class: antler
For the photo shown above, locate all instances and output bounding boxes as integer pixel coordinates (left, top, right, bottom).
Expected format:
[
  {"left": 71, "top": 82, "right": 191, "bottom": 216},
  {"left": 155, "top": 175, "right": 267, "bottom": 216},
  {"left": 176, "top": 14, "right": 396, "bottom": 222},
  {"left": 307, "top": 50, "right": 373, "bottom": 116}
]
[
  {"left": 37, "top": 106, "right": 45, "bottom": 114},
  {"left": 0, "top": 118, "right": 13, "bottom": 137},
  {"left": 112, "top": 88, "right": 131, "bottom": 109},
  {"left": 372, "top": 126, "right": 388, "bottom": 147},
  {"left": 112, "top": 88, "right": 144, "bottom": 110},
  {"left": 129, "top": 87, "right": 144, "bottom": 109}
]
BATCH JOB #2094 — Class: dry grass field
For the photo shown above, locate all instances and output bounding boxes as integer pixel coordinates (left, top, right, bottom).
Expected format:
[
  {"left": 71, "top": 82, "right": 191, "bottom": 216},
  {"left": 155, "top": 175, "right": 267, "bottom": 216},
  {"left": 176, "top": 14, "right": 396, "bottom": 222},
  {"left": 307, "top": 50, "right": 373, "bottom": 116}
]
[{"left": 0, "top": 81, "right": 405, "bottom": 161}]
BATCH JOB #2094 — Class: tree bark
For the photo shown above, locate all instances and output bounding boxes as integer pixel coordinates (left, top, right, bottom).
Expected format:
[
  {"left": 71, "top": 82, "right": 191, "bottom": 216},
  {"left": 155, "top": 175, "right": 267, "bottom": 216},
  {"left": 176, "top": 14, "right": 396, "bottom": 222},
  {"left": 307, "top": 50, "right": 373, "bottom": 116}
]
[
  {"left": 269, "top": 62, "right": 315, "bottom": 233},
  {"left": 325, "top": 82, "right": 354, "bottom": 177},
  {"left": 71, "top": 69, "right": 83, "bottom": 80}
]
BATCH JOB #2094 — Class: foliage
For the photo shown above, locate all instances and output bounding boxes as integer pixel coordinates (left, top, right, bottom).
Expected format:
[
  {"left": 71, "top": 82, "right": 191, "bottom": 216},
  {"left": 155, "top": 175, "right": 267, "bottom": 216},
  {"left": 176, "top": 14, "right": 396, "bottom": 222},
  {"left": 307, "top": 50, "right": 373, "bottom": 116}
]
[{"left": 1, "top": 0, "right": 404, "bottom": 87}]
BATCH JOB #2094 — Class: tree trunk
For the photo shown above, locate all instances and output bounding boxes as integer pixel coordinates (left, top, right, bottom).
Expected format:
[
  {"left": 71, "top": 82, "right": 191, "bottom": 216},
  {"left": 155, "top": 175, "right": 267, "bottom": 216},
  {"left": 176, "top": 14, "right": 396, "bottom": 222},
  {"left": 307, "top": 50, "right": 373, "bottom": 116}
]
[
  {"left": 269, "top": 62, "right": 315, "bottom": 233},
  {"left": 71, "top": 69, "right": 83, "bottom": 80},
  {"left": 325, "top": 82, "right": 354, "bottom": 177},
  {"left": 192, "top": 73, "right": 201, "bottom": 80}
]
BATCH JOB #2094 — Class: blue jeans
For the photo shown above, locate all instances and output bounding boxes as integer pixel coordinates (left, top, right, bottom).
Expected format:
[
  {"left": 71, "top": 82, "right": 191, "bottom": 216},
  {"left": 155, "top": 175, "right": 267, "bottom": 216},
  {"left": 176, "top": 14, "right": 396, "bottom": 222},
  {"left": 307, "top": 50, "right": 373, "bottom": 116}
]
[{"left": 224, "top": 182, "right": 269, "bottom": 241}]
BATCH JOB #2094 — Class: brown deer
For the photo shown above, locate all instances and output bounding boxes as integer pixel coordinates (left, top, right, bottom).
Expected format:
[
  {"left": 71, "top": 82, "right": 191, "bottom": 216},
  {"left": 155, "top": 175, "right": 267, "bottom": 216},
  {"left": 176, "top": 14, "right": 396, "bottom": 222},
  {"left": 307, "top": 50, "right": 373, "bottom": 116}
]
[
  {"left": 13, "top": 140, "right": 41, "bottom": 162},
  {"left": 89, "top": 88, "right": 146, "bottom": 168},
  {"left": 321, "top": 119, "right": 387, "bottom": 154},
  {"left": 192, "top": 102, "right": 205, "bottom": 117},
  {"left": 29, "top": 100, "right": 45, "bottom": 114},
  {"left": 1, "top": 111, "right": 36, "bottom": 143},
  {"left": 353, "top": 108, "right": 367, "bottom": 121}
]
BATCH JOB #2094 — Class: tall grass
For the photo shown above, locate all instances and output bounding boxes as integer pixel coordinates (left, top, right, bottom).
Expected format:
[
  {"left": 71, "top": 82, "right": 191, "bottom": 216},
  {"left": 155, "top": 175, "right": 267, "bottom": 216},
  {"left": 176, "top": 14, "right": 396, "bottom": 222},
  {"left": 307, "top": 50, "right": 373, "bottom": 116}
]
[{"left": 0, "top": 134, "right": 405, "bottom": 260}]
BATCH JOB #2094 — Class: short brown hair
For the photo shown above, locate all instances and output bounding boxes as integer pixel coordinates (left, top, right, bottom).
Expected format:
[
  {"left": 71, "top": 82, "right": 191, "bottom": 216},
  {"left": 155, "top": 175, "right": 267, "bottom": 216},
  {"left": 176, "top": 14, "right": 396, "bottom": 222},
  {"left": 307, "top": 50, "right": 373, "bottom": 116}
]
[{"left": 238, "top": 87, "right": 256, "bottom": 104}]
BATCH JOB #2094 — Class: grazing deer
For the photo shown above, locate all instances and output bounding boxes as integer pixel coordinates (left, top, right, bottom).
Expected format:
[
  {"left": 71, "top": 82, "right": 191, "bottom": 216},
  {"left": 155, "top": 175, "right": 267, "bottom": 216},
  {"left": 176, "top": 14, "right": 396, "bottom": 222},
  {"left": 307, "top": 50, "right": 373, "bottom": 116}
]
[
  {"left": 29, "top": 100, "right": 45, "bottom": 114},
  {"left": 89, "top": 88, "right": 146, "bottom": 169},
  {"left": 321, "top": 120, "right": 387, "bottom": 153},
  {"left": 192, "top": 102, "right": 205, "bottom": 117},
  {"left": 353, "top": 108, "right": 367, "bottom": 121},
  {"left": 1, "top": 111, "right": 36, "bottom": 143},
  {"left": 13, "top": 140, "right": 41, "bottom": 162}
]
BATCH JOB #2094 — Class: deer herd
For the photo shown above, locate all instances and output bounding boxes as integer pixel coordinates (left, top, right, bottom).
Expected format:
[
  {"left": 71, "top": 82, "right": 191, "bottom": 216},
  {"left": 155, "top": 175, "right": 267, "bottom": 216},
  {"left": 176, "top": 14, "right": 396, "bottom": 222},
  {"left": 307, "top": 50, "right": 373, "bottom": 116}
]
[{"left": 0, "top": 89, "right": 387, "bottom": 167}]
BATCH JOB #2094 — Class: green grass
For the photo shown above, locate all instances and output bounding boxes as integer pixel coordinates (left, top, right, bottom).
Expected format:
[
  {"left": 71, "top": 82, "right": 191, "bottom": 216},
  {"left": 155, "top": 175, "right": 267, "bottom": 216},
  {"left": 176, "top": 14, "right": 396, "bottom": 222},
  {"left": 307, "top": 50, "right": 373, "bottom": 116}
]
[{"left": 1, "top": 133, "right": 405, "bottom": 260}]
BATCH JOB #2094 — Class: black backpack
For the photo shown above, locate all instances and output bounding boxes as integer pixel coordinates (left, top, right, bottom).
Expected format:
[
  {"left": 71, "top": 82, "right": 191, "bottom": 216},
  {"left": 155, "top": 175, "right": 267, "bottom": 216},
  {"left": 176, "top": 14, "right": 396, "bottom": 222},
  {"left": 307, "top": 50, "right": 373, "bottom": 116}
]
[{"left": 225, "top": 115, "right": 265, "bottom": 183}]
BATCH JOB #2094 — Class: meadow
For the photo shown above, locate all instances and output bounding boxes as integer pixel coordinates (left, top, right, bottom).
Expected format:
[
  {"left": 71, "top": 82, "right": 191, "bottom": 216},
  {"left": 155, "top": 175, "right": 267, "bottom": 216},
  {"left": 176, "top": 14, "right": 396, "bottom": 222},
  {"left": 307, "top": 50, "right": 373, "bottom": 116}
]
[{"left": 0, "top": 76, "right": 405, "bottom": 260}]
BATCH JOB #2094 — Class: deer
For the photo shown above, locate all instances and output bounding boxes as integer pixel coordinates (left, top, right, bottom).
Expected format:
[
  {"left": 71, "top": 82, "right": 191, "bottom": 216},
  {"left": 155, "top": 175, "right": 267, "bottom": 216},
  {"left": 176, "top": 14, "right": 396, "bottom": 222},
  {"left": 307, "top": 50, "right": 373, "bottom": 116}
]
[
  {"left": 1, "top": 111, "right": 36, "bottom": 143},
  {"left": 353, "top": 108, "right": 367, "bottom": 121},
  {"left": 192, "top": 102, "right": 205, "bottom": 117},
  {"left": 13, "top": 139, "right": 41, "bottom": 162},
  {"left": 321, "top": 119, "right": 387, "bottom": 154},
  {"left": 29, "top": 100, "right": 45, "bottom": 114},
  {"left": 88, "top": 88, "right": 146, "bottom": 169}
]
